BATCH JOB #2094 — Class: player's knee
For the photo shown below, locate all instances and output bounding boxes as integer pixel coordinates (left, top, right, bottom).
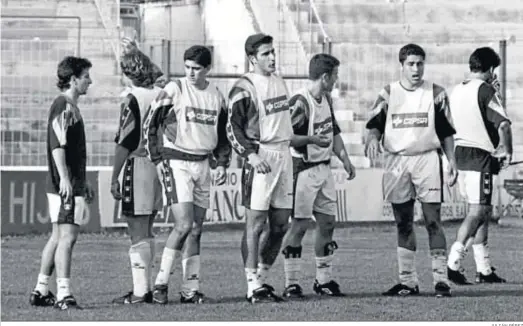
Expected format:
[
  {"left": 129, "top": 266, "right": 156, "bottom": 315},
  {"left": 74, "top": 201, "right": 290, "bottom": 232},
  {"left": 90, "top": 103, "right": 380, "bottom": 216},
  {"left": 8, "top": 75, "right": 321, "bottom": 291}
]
[
  {"left": 174, "top": 220, "right": 193, "bottom": 236},
  {"left": 190, "top": 224, "right": 203, "bottom": 241},
  {"left": 270, "top": 220, "right": 289, "bottom": 237},
  {"left": 425, "top": 219, "right": 442, "bottom": 235},
  {"left": 291, "top": 218, "right": 309, "bottom": 237},
  {"left": 58, "top": 231, "right": 78, "bottom": 247},
  {"left": 396, "top": 219, "right": 413, "bottom": 236},
  {"left": 317, "top": 214, "right": 335, "bottom": 232},
  {"left": 282, "top": 245, "right": 302, "bottom": 258}
]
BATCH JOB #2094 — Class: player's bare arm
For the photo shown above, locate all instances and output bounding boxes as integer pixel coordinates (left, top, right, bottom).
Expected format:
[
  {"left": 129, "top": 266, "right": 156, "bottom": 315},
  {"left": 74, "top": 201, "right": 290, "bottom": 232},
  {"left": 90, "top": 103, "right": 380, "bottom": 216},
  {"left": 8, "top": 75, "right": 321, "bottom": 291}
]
[
  {"left": 333, "top": 134, "right": 356, "bottom": 180},
  {"left": 364, "top": 86, "right": 388, "bottom": 162},
  {"left": 441, "top": 136, "right": 458, "bottom": 186},
  {"left": 495, "top": 121, "right": 513, "bottom": 168},
  {"left": 52, "top": 148, "right": 72, "bottom": 201},
  {"left": 434, "top": 87, "right": 458, "bottom": 186}
]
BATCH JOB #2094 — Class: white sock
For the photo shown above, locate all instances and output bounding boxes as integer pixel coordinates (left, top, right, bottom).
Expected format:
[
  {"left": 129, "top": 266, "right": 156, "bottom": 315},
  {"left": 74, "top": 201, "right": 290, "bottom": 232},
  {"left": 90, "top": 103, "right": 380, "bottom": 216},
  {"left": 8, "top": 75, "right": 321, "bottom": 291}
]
[
  {"left": 397, "top": 247, "right": 418, "bottom": 288},
  {"left": 472, "top": 244, "right": 492, "bottom": 275},
  {"left": 257, "top": 263, "right": 271, "bottom": 285},
  {"left": 155, "top": 247, "right": 181, "bottom": 286},
  {"left": 56, "top": 278, "right": 71, "bottom": 301},
  {"left": 447, "top": 241, "right": 465, "bottom": 271},
  {"left": 315, "top": 255, "right": 333, "bottom": 285},
  {"left": 129, "top": 241, "right": 151, "bottom": 297},
  {"left": 245, "top": 268, "right": 261, "bottom": 297},
  {"left": 431, "top": 249, "right": 449, "bottom": 286},
  {"left": 181, "top": 255, "right": 200, "bottom": 296},
  {"left": 284, "top": 257, "right": 301, "bottom": 287},
  {"left": 35, "top": 273, "right": 50, "bottom": 296},
  {"left": 147, "top": 238, "right": 156, "bottom": 292}
]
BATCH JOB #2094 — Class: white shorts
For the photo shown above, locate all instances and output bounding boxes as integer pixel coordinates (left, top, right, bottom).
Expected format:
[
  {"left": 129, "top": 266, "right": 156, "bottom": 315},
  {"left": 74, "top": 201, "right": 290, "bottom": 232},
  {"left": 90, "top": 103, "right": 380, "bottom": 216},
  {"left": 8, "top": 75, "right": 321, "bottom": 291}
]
[
  {"left": 47, "top": 193, "right": 87, "bottom": 225},
  {"left": 457, "top": 170, "right": 494, "bottom": 205},
  {"left": 241, "top": 143, "right": 293, "bottom": 211},
  {"left": 158, "top": 159, "right": 211, "bottom": 209},
  {"left": 383, "top": 150, "right": 443, "bottom": 204},
  {"left": 293, "top": 162, "right": 336, "bottom": 219},
  {"left": 121, "top": 156, "right": 163, "bottom": 216}
]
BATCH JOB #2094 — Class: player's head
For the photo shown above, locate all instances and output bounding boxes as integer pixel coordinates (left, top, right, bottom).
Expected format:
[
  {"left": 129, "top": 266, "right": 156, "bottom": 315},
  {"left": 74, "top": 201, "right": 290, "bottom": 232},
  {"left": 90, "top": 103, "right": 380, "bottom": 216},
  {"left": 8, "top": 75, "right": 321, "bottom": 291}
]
[
  {"left": 245, "top": 33, "right": 276, "bottom": 75},
  {"left": 57, "top": 56, "right": 92, "bottom": 95},
  {"left": 184, "top": 45, "right": 212, "bottom": 87},
  {"left": 120, "top": 49, "right": 161, "bottom": 88},
  {"left": 399, "top": 43, "right": 426, "bottom": 88},
  {"left": 309, "top": 53, "right": 340, "bottom": 92},
  {"left": 469, "top": 47, "right": 501, "bottom": 82}
]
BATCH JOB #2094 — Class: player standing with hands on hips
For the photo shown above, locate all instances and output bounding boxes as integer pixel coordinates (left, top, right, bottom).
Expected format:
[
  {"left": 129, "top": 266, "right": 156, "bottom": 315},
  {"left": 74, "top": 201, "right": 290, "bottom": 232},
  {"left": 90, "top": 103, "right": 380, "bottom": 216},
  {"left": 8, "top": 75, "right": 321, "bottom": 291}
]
[{"left": 365, "top": 44, "right": 457, "bottom": 297}]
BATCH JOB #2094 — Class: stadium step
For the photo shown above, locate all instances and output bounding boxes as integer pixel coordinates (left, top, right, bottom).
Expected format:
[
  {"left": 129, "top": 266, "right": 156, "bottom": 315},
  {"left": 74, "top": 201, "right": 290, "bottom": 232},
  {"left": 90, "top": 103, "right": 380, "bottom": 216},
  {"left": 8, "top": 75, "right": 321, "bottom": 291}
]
[{"left": 306, "top": 3, "right": 523, "bottom": 24}]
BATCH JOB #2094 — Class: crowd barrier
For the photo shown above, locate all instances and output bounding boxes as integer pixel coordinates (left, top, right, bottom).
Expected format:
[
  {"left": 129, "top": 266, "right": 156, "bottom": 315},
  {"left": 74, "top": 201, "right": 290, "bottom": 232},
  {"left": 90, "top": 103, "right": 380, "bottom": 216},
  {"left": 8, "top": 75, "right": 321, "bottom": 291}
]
[{"left": 2, "top": 167, "right": 521, "bottom": 235}]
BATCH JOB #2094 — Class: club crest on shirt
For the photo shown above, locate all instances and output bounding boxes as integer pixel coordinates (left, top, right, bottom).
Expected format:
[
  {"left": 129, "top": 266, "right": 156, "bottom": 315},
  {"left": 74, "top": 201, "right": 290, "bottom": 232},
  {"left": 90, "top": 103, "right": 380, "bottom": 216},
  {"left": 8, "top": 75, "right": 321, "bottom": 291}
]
[
  {"left": 263, "top": 95, "right": 289, "bottom": 116},
  {"left": 391, "top": 113, "right": 428, "bottom": 129},
  {"left": 185, "top": 107, "right": 218, "bottom": 125}
]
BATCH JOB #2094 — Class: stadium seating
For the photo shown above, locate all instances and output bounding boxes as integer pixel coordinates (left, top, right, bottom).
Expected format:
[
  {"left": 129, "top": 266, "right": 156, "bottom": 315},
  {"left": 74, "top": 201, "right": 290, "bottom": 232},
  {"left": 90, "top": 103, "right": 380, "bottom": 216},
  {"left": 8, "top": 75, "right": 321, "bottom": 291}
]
[
  {"left": 1, "top": 0, "right": 522, "bottom": 167},
  {"left": 284, "top": 0, "right": 523, "bottom": 164}
]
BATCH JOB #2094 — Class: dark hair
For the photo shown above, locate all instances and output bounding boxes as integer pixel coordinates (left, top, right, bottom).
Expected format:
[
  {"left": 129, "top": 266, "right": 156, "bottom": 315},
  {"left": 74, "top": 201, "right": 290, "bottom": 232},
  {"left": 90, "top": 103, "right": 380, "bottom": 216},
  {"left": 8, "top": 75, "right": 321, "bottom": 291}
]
[
  {"left": 309, "top": 53, "right": 340, "bottom": 80},
  {"left": 120, "top": 49, "right": 161, "bottom": 88},
  {"left": 469, "top": 47, "right": 501, "bottom": 73},
  {"left": 398, "top": 44, "right": 426, "bottom": 64},
  {"left": 248, "top": 35, "right": 273, "bottom": 56},
  {"left": 184, "top": 45, "right": 212, "bottom": 68},
  {"left": 56, "top": 56, "right": 92, "bottom": 91}
]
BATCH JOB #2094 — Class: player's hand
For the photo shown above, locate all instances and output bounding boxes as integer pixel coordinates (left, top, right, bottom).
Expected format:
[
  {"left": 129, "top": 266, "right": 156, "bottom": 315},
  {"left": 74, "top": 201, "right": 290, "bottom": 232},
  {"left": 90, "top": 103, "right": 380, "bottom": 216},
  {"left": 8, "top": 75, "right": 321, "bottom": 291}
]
[
  {"left": 247, "top": 153, "right": 271, "bottom": 174},
  {"left": 365, "top": 136, "right": 381, "bottom": 162},
  {"left": 215, "top": 166, "right": 227, "bottom": 186},
  {"left": 59, "top": 177, "right": 73, "bottom": 202},
  {"left": 310, "top": 134, "right": 332, "bottom": 148},
  {"left": 111, "top": 179, "right": 122, "bottom": 201},
  {"left": 85, "top": 181, "right": 96, "bottom": 204},
  {"left": 447, "top": 161, "right": 458, "bottom": 187},
  {"left": 493, "top": 146, "right": 512, "bottom": 169},
  {"left": 344, "top": 161, "right": 356, "bottom": 180}
]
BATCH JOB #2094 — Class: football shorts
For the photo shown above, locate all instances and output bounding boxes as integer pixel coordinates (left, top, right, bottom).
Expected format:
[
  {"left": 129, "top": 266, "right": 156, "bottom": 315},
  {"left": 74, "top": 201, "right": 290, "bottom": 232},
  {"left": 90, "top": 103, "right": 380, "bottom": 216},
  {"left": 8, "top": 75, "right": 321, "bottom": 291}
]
[
  {"left": 293, "top": 162, "right": 336, "bottom": 218},
  {"left": 158, "top": 158, "right": 211, "bottom": 209},
  {"left": 47, "top": 193, "right": 87, "bottom": 225},
  {"left": 241, "top": 142, "right": 293, "bottom": 211},
  {"left": 457, "top": 170, "right": 495, "bottom": 205},
  {"left": 121, "top": 156, "right": 163, "bottom": 216},
  {"left": 383, "top": 150, "right": 443, "bottom": 204}
]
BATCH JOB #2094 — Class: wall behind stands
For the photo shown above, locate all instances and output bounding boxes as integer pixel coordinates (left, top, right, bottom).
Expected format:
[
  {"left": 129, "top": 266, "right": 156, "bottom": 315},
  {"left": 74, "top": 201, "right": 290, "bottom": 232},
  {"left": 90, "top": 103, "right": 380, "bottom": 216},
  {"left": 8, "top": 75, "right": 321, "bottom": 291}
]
[{"left": 2, "top": 167, "right": 521, "bottom": 235}]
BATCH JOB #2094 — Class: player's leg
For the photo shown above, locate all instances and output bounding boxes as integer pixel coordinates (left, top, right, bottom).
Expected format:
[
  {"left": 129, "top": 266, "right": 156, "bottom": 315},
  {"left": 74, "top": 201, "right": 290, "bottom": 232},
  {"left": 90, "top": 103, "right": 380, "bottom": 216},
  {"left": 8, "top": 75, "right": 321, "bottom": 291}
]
[
  {"left": 414, "top": 151, "right": 451, "bottom": 297},
  {"left": 179, "top": 160, "right": 211, "bottom": 304},
  {"left": 381, "top": 154, "right": 420, "bottom": 296},
  {"left": 112, "top": 157, "right": 159, "bottom": 304},
  {"left": 241, "top": 158, "right": 276, "bottom": 303},
  {"left": 153, "top": 160, "right": 195, "bottom": 304},
  {"left": 311, "top": 167, "right": 344, "bottom": 296},
  {"left": 447, "top": 171, "right": 486, "bottom": 284},
  {"left": 471, "top": 211, "right": 504, "bottom": 283},
  {"left": 30, "top": 220, "right": 59, "bottom": 307},
  {"left": 257, "top": 149, "right": 294, "bottom": 297},
  {"left": 280, "top": 167, "right": 314, "bottom": 298},
  {"left": 53, "top": 196, "right": 86, "bottom": 310}
]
